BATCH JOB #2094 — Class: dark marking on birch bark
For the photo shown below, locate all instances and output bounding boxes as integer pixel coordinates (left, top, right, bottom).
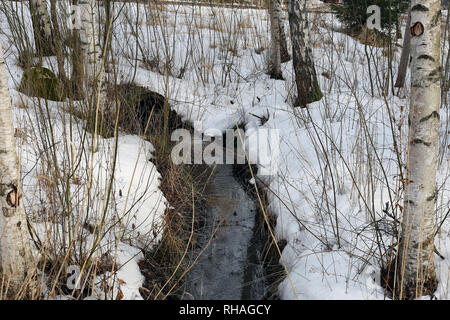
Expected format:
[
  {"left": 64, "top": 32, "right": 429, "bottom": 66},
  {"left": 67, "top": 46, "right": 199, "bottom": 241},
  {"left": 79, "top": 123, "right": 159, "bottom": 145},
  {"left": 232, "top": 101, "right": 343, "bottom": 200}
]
[
  {"left": 427, "top": 67, "right": 442, "bottom": 81},
  {"left": 410, "top": 22, "right": 424, "bottom": 36},
  {"left": 418, "top": 55, "right": 435, "bottom": 62},
  {"left": 6, "top": 185, "right": 18, "bottom": 207},
  {"left": 412, "top": 138, "right": 431, "bottom": 146},
  {"left": 17, "top": 221, "right": 21, "bottom": 228},
  {"left": 431, "top": 11, "right": 441, "bottom": 27},
  {"left": 2, "top": 207, "right": 14, "bottom": 217},
  {"left": 406, "top": 199, "right": 415, "bottom": 205},
  {"left": 426, "top": 190, "right": 437, "bottom": 202},
  {"left": 411, "top": 4, "right": 429, "bottom": 12},
  {"left": 420, "top": 111, "right": 439, "bottom": 122}
]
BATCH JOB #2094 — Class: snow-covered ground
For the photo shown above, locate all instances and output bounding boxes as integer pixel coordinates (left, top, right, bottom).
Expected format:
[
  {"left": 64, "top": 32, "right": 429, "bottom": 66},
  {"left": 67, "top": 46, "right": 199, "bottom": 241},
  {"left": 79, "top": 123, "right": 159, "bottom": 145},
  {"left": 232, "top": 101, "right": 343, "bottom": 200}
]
[
  {"left": 0, "top": 1, "right": 449, "bottom": 299},
  {"left": 1, "top": 3, "right": 168, "bottom": 300}
]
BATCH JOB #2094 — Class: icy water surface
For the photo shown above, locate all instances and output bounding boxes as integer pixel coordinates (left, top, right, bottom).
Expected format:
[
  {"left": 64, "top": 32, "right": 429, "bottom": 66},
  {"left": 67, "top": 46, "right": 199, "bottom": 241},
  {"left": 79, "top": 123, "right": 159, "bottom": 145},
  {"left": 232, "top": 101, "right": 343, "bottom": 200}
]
[{"left": 183, "top": 164, "right": 265, "bottom": 300}]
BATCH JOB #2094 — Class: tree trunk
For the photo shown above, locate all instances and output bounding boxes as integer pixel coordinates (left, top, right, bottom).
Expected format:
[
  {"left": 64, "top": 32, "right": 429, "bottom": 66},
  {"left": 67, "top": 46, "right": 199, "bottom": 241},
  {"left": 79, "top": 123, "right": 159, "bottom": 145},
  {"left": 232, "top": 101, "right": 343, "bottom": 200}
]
[
  {"left": 71, "top": 28, "right": 85, "bottom": 98},
  {"left": 287, "top": 0, "right": 322, "bottom": 107},
  {"left": 50, "top": 0, "right": 68, "bottom": 85},
  {"left": 396, "top": 0, "right": 440, "bottom": 299},
  {"left": 102, "top": 0, "right": 113, "bottom": 72},
  {"left": 79, "top": 0, "right": 102, "bottom": 81},
  {"left": 277, "top": 1, "right": 291, "bottom": 62},
  {"left": 71, "top": 0, "right": 103, "bottom": 98},
  {"left": 395, "top": 12, "right": 412, "bottom": 88},
  {"left": 0, "top": 41, "right": 33, "bottom": 296},
  {"left": 29, "top": 0, "right": 54, "bottom": 56},
  {"left": 268, "top": 0, "right": 283, "bottom": 79},
  {"left": 70, "top": 0, "right": 85, "bottom": 98},
  {"left": 79, "top": 0, "right": 107, "bottom": 148}
]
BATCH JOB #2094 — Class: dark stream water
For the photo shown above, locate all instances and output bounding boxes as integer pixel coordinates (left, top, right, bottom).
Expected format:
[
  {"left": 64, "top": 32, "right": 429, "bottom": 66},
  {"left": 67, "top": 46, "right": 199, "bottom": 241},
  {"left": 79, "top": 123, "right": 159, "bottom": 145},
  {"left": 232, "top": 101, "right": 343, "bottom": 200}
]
[
  {"left": 124, "top": 86, "right": 271, "bottom": 300},
  {"left": 183, "top": 164, "right": 265, "bottom": 300}
]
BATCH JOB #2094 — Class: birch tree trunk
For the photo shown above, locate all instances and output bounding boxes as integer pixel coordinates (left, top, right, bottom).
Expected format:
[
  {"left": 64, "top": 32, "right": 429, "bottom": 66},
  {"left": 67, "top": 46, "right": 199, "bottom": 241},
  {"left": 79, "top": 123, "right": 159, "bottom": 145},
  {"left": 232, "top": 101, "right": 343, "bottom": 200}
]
[
  {"left": 29, "top": 0, "right": 54, "bottom": 56},
  {"left": 268, "top": 0, "right": 283, "bottom": 79},
  {"left": 79, "top": 0, "right": 107, "bottom": 152},
  {"left": 397, "top": 0, "right": 440, "bottom": 299},
  {"left": 71, "top": 0, "right": 103, "bottom": 99},
  {"left": 0, "top": 42, "right": 33, "bottom": 296},
  {"left": 287, "top": 0, "right": 322, "bottom": 107},
  {"left": 395, "top": 12, "right": 412, "bottom": 88},
  {"left": 102, "top": 0, "right": 113, "bottom": 71}
]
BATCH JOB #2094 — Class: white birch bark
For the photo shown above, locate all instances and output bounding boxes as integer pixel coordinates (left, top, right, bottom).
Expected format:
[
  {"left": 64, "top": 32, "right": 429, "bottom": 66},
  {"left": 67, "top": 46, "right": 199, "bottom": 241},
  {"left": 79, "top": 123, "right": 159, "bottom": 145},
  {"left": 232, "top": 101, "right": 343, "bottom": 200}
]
[
  {"left": 397, "top": 0, "right": 440, "bottom": 299},
  {"left": 29, "top": 0, "right": 54, "bottom": 56},
  {"left": 0, "top": 42, "right": 33, "bottom": 295},
  {"left": 79, "top": 0, "right": 107, "bottom": 153},
  {"left": 79, "top": 0, "right": 102, "bottom": 80}
]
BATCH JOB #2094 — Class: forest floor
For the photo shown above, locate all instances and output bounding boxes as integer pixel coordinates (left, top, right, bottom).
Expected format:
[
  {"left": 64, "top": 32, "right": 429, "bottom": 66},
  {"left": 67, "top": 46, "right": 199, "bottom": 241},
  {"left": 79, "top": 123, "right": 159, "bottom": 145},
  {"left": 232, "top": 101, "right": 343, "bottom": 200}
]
[{"left": 0, "top": 1, "right": 449, "bottom": 299}]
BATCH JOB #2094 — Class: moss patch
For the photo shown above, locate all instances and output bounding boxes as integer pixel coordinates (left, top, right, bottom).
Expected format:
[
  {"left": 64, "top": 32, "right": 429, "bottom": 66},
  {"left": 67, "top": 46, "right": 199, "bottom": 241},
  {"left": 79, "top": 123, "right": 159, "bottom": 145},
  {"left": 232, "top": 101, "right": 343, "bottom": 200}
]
[{"left": 18, "top": 67, "right": 65, "bottom": 101}]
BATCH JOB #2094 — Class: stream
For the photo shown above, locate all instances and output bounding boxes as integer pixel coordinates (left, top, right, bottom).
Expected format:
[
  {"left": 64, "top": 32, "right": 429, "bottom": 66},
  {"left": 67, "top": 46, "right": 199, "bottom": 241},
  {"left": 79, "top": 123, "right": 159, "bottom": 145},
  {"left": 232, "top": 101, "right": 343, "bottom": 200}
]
[
  {"left": 183, "top": 164, "right": 266, "bottom": 300},
  {"left": 125, "top": 85, "right": 270, "bottom": 300}
]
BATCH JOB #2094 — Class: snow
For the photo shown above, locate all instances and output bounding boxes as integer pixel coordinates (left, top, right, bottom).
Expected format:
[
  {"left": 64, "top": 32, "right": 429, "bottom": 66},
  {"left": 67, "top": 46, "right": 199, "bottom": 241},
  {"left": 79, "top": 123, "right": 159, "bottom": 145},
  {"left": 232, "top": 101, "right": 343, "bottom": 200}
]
[
  {"left": 112, "top": 3, "right": 449, "bottom": 299},
  {"left": 1, "top": 2, "right": 168, "bottom": 299}
]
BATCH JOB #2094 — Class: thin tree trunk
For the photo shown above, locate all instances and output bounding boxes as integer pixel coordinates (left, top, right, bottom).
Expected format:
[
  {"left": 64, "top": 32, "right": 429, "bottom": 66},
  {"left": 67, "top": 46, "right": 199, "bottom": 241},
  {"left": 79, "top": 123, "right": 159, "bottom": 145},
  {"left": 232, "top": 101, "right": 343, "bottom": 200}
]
[
  {"left": 395, "top": 11, "right": 412, "bottom": 88},
  {"left": 71, "top": 28, "right": 85, "bottom": 98},
  {"left": 396, "top": 17, "right": 402, "bottom": 39},
  {"left": 70, "top": 0, "right": 85, "bottom": 98},
  {"left": 277, "top": 1, "right": 291, "bottom": 62},
  {"left": 102, "top": 0, "right": 113, "bottom": 71},
  {"left": 79, "top": 0, "right": 102, "bottom": 81},
  {"left": 29, "top": 0, "right": 54, "bottom": 56},
  {"left": 268, "top": 0, "right": 283, "bottom": 79},
  {"left": 71, "top": 0, "right": 103, "bottom": 98},
  {"left": 287, "top": 0, "right": 322, "bottom": 107},
  {"left": 396, "top": 0, "right": 440, "bottom": 299},
  {"left": 79, "top": 0, "right": 107, "bottom": 150},
  {"left": 50, "top": 0, "right": 68, "bottom": 85},
  {"left": 0, "top": 41, "right": 33, "bottom": 296}
]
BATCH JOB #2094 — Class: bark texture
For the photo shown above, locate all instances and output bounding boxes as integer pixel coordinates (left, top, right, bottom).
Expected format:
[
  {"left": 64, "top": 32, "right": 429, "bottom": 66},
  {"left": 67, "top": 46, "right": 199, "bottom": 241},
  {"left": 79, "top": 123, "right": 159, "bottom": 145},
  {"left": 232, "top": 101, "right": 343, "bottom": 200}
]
[
  {"left": 50, "top": 0, "right": 67, "bottom": 85},
  {"left": 71, "top": 0, "right": 103, "bottom": 98},
  {"left": 287, "top": 0, "right": 322, "bottom": 107},
  {"left": 71, "top": 28, "right": 85, "bottom": 98},
  {"left": 277, "top": 1, "right": 291, "bottom": 62},
  {"left": 79, "top": 0, "right": 102, "bottom": 80},
  {"left": 268, "top": 0, "right": 283, "bottom": 79},
  {"left": 397, "top": 0, "right": 440, "bottom": 299},
  {"left": 0, "top": 42, "right": 33, "bottom": 295},
  {"left": 395, "top": 12, "right": 412, "bottom": 88},
  {"left": 29, "top": 0, "right": 54, "bottom": 56}
]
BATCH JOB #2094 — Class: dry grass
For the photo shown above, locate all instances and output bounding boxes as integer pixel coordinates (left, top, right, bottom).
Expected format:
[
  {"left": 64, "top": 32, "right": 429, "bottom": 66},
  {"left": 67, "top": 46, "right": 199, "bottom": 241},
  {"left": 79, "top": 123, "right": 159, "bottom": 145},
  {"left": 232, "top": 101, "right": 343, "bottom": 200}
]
[
  {"left": 138, "top": 145, "right": 212, "bottom": 300},
  {"left": 354, "top": 26, "right": 391, "bottom": 48}
]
